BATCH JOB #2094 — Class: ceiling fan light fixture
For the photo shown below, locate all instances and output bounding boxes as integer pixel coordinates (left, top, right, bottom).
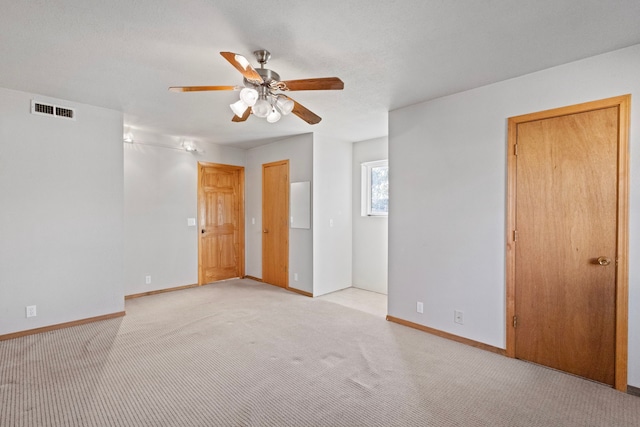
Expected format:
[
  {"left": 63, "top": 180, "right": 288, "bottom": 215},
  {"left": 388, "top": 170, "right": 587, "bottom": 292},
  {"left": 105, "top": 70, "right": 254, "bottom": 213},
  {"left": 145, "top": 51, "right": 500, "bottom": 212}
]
[
  {"left": 123, "top": 132, "right": 134, "bottom": 143},
  {"left": 266, "top": 107, "right": 282, "bottom": 123},
  {"left": 230, "top": 99, "right": 249, "bottom": 117},
  {"left": 181, "top": 140, "right": 198, "bottom": 152},
  {"left": 172, "top": 50, "right": 343, "bottom": 125},
  {"left": 276, "top": 97, "right": 294, "bottom": 115},
  {"left": 240, "top": 87, "right": 259, "bottom": 106},
  {"left": 252, "top": 98, "right": 271, "bottom": 118}
]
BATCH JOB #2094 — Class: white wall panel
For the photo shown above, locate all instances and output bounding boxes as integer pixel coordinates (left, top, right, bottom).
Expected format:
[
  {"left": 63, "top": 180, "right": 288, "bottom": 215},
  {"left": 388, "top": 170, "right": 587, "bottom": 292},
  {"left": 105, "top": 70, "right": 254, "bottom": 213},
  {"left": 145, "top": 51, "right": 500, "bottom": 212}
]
[
  {"left": 123, "top": 130, "right": 245, "bottom": 295},
  {"left": 245, "top": 134, "right": 313, "bottom": 293},
  {"left": 352, "top": 137, "right": 388, "bottom": 294},
  {"left": 0, "top": 88, "right": 124, "bottom": 335},
  {"left": 389, "top": 44, "right": 640, "bottom": 386},
  {"left": 313, "top": 134, "right": 353, "bottom": 296}
]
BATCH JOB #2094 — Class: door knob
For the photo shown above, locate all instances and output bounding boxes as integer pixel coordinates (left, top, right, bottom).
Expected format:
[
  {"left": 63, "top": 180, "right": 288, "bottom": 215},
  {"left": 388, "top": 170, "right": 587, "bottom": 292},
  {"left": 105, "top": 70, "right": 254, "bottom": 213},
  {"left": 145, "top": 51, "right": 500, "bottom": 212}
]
[
  {"left": 597, "top": 256, "right": 611, "bottom": 266},
  {"left": 201, "top": 229, "right": 205, "bottom": 234},
  {"left": 263, "top": 229, "right": 269, "bottom": 233}
]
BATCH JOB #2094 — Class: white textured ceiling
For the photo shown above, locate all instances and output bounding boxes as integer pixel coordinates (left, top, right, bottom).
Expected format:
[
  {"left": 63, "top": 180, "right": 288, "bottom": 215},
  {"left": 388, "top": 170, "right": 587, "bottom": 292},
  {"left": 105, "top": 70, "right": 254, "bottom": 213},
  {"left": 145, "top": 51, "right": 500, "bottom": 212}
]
[{"left": 2, "top": 0, "right": 640, "bottom": 147}]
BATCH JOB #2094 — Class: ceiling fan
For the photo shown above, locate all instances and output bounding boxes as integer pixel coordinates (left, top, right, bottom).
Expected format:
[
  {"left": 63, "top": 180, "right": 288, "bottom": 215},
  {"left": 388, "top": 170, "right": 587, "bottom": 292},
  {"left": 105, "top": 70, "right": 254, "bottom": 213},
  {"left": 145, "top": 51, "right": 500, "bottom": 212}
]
[{"left": 169, "top": 50, "right": 344, "bottom": 125}]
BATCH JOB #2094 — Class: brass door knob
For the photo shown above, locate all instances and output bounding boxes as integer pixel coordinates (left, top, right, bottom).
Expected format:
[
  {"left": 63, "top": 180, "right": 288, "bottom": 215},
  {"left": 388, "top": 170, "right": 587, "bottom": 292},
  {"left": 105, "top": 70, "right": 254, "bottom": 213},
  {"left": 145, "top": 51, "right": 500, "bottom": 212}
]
[
  {"left": 597, "top": 256, "right": 611, "bottom": 266},
  {"left": 263, "top": 229, "right": 269, "bottom": 233}
]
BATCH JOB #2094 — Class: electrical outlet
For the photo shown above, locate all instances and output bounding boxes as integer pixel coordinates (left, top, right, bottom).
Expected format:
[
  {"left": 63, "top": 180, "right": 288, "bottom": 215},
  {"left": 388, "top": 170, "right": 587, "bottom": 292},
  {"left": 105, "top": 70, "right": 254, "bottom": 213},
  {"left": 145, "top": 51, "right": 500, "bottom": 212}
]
[
  {"left": 294, "top": 273, "right": 299, "bottom": 281},
  {"left": 416, "top": 301, "right": 424, "bottom": 314},
  {"left": 145, "top": 275, "right": 151, "bottom": 284},
  {"left": 454, "top": 310, "right": 464, "bottom": 324},
  {"left": 26, "top": 305, "right": 37, "bottom": 318}
]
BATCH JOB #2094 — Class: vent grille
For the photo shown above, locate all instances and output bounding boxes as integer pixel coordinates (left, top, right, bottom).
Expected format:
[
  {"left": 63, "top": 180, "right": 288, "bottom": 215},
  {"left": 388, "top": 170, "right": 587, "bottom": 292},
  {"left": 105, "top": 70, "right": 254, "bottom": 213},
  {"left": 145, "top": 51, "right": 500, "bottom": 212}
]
[
  {"left": 55, "top": 106, "right": 74, "bottom": 118},
  {"left": 31, "top": 100, "right": 76, "bottom": 120},
  {"left": 34, "top": 103, "right": 54, "bottom": 115}
]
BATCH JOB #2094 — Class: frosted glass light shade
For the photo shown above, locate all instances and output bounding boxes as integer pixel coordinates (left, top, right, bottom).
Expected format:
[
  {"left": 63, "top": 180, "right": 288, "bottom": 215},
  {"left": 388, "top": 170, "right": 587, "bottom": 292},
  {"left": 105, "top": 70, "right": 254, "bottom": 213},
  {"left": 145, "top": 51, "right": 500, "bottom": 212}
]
[
  {"left": 253, "top": 99, "right": 271, "bottom": 118},
  {"left": 182, "top": 140, "right": 197, "bottom": 152},
  {"left": 240, "top": 88, "right": 259, "bottom": 106},
  {"left": 266, "top": 107, "right": 281, "bottom": 123},
  {"left": 230, "top": 99, "right": 248, "bottom": 117},
  {"left": 276, "top": 97, "right": 294, "bottom": 115}
]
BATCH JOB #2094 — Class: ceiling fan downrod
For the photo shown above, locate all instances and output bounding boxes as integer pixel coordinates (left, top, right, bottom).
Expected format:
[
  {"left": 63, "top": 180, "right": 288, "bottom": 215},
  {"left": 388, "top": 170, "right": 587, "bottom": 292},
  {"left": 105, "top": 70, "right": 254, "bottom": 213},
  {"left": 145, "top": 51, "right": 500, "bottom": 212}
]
[{"left": 253, "top": 49, "right": 271, "bottom": 68}]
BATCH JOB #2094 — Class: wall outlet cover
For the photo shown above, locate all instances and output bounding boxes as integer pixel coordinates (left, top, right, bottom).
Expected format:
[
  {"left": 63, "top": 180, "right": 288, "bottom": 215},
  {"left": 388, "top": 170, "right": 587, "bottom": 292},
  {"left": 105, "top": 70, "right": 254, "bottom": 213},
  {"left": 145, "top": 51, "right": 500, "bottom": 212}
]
[{"left": 26, "top": 305, "right": 37, "bottom": 318}]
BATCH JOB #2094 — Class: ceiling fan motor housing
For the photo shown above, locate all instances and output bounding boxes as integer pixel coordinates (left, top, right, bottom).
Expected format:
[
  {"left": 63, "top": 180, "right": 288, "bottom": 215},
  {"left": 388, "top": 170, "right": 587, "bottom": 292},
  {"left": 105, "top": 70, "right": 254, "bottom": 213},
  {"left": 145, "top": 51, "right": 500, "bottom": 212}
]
[{"left": 244, "top": 68, "right": 280, "bottom": 88}]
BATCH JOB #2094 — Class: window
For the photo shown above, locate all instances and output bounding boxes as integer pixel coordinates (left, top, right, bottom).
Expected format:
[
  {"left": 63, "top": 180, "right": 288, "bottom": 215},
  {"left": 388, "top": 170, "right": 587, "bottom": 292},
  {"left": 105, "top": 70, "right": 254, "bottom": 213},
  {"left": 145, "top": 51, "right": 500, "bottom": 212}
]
[{"left": 361, "top": 159, "right": 389, "bottom": 216}]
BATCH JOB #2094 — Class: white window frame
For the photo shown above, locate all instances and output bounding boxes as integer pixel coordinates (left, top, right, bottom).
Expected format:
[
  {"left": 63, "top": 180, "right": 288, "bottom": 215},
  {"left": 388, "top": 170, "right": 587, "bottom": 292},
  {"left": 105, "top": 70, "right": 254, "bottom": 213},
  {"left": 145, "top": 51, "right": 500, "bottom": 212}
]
[{"left": 361, "top": 159, "right": 389, "bottom": 217}]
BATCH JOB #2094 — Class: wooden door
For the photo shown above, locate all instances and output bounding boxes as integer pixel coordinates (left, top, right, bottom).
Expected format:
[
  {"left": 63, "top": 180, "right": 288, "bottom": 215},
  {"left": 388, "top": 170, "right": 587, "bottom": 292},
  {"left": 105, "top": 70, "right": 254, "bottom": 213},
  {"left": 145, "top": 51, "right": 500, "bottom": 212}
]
[
  {"left": 506, "top": 96, "right": 630, "bottom": 390},
  {"left": 198, "top": 163, "right": 244, "bottom": 285},
  {"left": 262, "top": 160, "right": 289, "bottom": 288}
]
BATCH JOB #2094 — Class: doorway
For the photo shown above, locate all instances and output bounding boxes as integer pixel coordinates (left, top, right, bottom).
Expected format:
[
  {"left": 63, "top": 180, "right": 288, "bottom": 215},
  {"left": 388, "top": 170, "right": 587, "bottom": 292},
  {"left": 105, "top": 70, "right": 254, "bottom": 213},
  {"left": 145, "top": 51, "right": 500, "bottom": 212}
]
[
  {"left": 262, "top": 160, "right": 289, "bottom": 288},
  {"left": 198, "top": 162, "right": 245, "bottom": 285},
  {"left": 505, "top": 95, "right": 630, "bottom": 391}
]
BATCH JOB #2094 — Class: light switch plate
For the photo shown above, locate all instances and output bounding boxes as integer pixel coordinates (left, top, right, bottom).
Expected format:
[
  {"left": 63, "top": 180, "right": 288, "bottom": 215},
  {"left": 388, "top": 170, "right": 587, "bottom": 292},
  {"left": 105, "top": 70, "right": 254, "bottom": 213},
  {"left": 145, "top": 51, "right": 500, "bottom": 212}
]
[{"left": 187, "top": 218, "right": 196, "bottom": 227}]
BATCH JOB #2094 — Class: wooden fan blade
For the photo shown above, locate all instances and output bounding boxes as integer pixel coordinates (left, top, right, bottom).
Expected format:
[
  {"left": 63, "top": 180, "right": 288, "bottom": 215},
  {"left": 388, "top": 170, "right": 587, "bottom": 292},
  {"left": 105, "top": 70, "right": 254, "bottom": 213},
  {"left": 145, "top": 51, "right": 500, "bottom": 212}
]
[
  {"left": 232, "top": 107, "right": 251, "bottom": 122},
  {"left": 281, "top": 77, "right": 344, "bottom": 91},
  {"left": 220, "top": 52, "right": 263, "bottom": 83},
  {"left": 169, "top": 86, "right": 240, "bottom": 92},
  {"left": 284, "top": 96, "right": 321, "bottom": 125}
]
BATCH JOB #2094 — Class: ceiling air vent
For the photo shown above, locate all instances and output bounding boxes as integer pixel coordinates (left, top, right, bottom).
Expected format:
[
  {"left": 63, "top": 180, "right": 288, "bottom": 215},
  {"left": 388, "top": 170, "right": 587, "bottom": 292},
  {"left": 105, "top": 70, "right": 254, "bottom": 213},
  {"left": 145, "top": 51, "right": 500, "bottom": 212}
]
[{"left": 31, "top": 100, "right": 76, "bottom": 120}]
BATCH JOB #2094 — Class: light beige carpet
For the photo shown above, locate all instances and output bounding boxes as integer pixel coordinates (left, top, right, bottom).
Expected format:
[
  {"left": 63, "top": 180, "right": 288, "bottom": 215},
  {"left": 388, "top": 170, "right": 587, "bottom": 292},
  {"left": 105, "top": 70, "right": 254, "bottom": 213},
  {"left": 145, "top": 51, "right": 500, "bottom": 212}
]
[{"left": 1, "top": 279, "right": 639, "bottom": 426}]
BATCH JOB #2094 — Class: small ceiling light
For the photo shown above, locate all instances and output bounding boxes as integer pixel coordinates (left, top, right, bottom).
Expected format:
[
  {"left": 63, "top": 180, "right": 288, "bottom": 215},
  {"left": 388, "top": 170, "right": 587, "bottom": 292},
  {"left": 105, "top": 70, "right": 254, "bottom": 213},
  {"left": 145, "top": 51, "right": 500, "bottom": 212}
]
[
  {"left": 276, "top": 97, "right": 294, "bottom": 115},
  {"left": 230, "top": 99, "right": 249, "bottom": 118},
  {"left": 123, "top": 133, "right": 134, "bottom": 143},
  {"left": 239, "top": 87, "right": 259, "bottom": 106},
  {"left": 181, "top": 140, "right": 198, "bottom": 152},
  {"left": 252, "top": 98, "right": 271, "bottom": 118},
  {"left": 266, "top": 107, "right": 281, "bottom": 123}
]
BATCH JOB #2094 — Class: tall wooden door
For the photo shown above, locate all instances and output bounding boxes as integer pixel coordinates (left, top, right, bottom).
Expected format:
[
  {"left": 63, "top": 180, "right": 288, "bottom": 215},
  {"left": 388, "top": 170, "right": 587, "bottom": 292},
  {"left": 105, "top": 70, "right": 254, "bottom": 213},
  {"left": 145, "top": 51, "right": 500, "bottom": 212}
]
[
  {"left": 198, "top": 163, "right": 244, "bottom": 285},
  {"left": 506, "top": 96, "right": 630, "bottom": 390},
  {"left": 262, "top": 160, "right": 289, "bottom": 288}
]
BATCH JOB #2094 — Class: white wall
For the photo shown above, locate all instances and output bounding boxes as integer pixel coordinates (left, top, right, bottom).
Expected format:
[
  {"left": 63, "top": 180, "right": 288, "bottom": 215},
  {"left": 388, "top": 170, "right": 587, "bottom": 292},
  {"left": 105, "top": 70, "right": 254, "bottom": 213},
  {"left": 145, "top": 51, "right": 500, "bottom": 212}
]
[
  {"left": 313, "top": 134, "right": 353, "bottom": 296},
  {"left": 388, "top": 43, "right": 640, "bottom": 387},
  {"left": 123, "top": 130, "right": 245, "bottom": 295},
  {"left": 245, "top": 134, "right": 313, "bottom": 293},
  {"left": 0, "top": 88, "right": 124, "bottom": 335},
  {"left": 352, "top": 136, "right": 388, "bottom": 294}
]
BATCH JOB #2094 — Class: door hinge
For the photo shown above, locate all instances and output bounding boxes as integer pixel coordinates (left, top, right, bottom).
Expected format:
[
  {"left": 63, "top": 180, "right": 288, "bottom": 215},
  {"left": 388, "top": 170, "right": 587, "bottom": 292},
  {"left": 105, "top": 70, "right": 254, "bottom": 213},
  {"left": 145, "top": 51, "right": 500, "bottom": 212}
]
[
  {"left": 514, "top": 144, "right": 518, "bottom": 156},
  {"left": 513, "top": 316, "right": 517, "bottom": 328},
  {"left": 513, "top": 230, "right": 518, "bottom": 241}
]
